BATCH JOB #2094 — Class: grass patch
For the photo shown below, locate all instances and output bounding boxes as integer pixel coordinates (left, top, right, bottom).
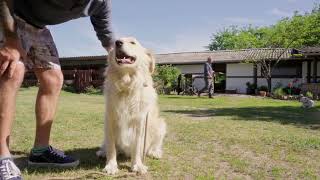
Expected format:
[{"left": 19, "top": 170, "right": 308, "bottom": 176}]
[{"left": 10, "top": 88, "right": 320, "bottom": 179}]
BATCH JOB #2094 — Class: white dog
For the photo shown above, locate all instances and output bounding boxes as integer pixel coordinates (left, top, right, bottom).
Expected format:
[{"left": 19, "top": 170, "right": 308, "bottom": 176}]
[
  {"left": 300, "top": 96, "right": 315, "bottom": 108},
  {"left": 96, "top": 37, "right": 166, "bottom": 175}
]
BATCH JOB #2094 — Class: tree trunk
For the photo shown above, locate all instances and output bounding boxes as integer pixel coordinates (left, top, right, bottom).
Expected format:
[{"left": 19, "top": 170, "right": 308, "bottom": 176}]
[
  {"left": 267, "top": 62, "right": 272, "bottom": 93},
  {"left": 267, "top": 77, "right": 272, "bottom": 93}
]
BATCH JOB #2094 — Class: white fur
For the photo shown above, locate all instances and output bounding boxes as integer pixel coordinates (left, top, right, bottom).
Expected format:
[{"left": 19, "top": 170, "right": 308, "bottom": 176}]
[
  {"left": 97, "top": 37, "right": 166, "bottom": 175},
  {"left": 300, "top": 96, "right": 315, "bottom": 108}
]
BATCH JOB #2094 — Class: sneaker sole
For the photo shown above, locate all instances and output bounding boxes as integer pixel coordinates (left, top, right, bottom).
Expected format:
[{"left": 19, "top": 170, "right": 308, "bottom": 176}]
[{"left": 27, "top": 160, "right": 80, "bottom": 168}]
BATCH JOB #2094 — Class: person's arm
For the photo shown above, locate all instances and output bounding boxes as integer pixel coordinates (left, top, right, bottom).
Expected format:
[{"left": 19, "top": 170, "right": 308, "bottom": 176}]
[
  {"left": 0, "top": 0, "right": 25, "bottom": 77},
  {"left": 90, "top": 0, "right": 115, "bottom": 52},
  {"left": 1, "top": 0, "right": 17, "bottom": 41},
  {"left": 205, "top": 63, "right": 212, "bottom": 78}
]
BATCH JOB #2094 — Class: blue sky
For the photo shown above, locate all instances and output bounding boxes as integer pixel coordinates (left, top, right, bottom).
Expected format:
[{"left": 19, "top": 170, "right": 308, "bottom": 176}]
[{"left": 49, "top": 0, "right": 318, "bottom": 57}]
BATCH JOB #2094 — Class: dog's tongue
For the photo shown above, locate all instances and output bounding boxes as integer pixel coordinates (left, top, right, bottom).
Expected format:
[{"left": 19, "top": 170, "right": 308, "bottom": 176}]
[{"left": 119, "top": 57, "right": 133, "bottom": 64}]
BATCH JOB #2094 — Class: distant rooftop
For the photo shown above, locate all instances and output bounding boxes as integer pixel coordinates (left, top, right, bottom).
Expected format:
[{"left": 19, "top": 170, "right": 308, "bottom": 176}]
[
  {"left": 155, "top": 48, "right": 293, "bottom": 64},
  {"left": 60, "top": 48, "right": 296, "bottom": 66},
  {"left": 298, "top": 46, "right": 320, "bottom": 56}
]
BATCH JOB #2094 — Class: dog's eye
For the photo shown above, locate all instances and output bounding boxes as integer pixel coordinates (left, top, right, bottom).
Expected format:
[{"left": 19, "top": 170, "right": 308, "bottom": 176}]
[{"left": 130, "top": 41, "right": 136, "bottom": 45}]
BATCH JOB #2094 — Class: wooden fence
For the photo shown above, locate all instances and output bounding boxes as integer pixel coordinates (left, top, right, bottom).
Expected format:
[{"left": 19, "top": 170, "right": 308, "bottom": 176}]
[
  {"left": 65, "top": 69, "right": 104, "bottom": 92},
  {"left": 301, "top": 83, "right": 320, "bottom": 97},
  {"left": 23, "top": 69, "right": 104, "bottom": 93}
]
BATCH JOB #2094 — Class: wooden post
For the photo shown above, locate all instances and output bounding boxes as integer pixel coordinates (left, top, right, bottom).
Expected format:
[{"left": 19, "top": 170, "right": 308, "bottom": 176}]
[
  {"left": 313, "top": 59, "right": 318, "bottom": 83},
  {"left": 307, "top": 61, "right": 311, "bottom": 83},
  {"left": 253, "top": 63, "right": 257, "bottom": 88}
]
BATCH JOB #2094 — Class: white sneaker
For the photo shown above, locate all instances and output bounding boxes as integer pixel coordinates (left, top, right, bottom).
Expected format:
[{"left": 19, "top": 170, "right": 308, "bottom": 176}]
[{"left": 0, "top": 158, "right": 22, "bottom": 180}]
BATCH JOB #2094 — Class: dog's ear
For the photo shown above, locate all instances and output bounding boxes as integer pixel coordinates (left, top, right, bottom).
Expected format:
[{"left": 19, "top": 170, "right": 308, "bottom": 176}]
[{"left": 146, "top": 49, "right": 156, "bottom": 74}]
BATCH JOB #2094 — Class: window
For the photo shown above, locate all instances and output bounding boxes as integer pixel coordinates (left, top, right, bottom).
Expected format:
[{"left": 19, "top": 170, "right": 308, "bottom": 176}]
[{"left": 262, "top": 61, "right": 302, "bottom": 78}]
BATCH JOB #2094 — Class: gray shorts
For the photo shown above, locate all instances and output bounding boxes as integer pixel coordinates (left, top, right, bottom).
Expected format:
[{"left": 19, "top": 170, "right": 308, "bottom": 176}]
[{"left": 2, "top": 16, "right": 61, "bottom": 71}]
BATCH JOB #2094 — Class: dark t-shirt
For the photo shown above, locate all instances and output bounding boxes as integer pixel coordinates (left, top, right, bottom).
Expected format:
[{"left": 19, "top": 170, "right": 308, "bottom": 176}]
[{"left": 14, "top": 0, "right": 114, "bottom": 47}]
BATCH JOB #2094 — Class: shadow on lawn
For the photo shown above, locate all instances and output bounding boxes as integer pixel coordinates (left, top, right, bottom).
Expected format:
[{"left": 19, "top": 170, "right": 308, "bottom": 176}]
[
  {"left": 164, "top": 106, "right": 320, "bottom": 129},
  {"left": 14, "top": 147, "right": 131, "bottom": 174}
]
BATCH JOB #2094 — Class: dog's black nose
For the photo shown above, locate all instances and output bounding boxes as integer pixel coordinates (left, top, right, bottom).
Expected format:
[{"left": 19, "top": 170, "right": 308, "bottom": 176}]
[{"left": 115, "top": 40, "right": 123, "bottom": 48}]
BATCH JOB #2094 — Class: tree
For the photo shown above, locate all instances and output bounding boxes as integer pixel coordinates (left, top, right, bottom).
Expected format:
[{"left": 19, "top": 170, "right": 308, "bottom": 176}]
[
  {"left": 207, "top": 4, "right": 320, "bottom": 50},
  {"left": 245, "top": 47, "right": 293, "bottom": 92},
  {"left": 207, "top": 4, "right": 319, "bottom": 92}
]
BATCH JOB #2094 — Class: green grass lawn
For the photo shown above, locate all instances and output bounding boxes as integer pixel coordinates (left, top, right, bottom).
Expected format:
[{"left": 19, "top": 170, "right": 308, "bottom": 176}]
[{"left": 11, "top": 87, "right": 320, "bottom": 179}]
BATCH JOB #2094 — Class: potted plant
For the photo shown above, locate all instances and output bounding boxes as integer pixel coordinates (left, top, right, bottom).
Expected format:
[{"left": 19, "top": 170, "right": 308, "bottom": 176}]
[
  {"left": 246, "top": 82, "right": 256, "bottom": 95},
  {"left": 258, "top": 85, "right": 268, "bottom": 97},
  {"left": 246, "top": 82, "right": 252, "bottom": 95}
]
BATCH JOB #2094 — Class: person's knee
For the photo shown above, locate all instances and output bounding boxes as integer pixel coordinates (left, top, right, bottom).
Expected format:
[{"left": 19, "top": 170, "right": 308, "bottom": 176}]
[
  {"left": 40, "top": 71, "right": 64, "bottom": 94},
  {"left": 0, "top": 63, "right": 25, "bottom": 88}
]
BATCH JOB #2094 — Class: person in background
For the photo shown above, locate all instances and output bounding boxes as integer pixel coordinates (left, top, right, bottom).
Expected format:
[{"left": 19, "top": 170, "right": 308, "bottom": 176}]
[
  {"left": 0, "top": 0, "right": 114, "bottom": 179},
  {"left": 198, "top": 57, "right": 215, "bottom": 98}
]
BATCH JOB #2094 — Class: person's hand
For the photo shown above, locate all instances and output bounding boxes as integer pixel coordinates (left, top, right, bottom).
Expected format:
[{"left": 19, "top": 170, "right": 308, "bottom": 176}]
[
  {"left": 104, "top": 46, "right": 114, "bottom": 54},
  {"left": 0, "top": 40, "right": 26, "bottom": 78}
]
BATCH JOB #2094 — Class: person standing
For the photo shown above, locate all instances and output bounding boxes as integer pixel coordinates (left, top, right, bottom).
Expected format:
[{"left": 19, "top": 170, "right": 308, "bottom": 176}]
[
  {"left": 198, "top": 57, "right": 215, "bottom": 98},
  {"left": 0, "top": 0, "right": 114, "bottom": 179}
]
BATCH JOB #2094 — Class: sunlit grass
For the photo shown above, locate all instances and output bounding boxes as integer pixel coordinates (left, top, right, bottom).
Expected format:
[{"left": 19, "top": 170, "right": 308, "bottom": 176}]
[{"left": 11, "top": 87, "right": 320, "bottom": 179}]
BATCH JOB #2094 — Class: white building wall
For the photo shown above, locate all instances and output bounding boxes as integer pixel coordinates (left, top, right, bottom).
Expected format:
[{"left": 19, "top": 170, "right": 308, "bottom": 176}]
[
  {"left": 226, "top": 62, "right": 305, "bottom": 93},
  {"left": 227, "top": 63, "right": 253, "bottom": 76},
  {"left": 257, "top": 78, "right": 268, "bottom": 88},
  {"left": 227, "top": 78, "right": 253, "bottom": 93},
  {"left": 226, "top": 63, "right": 254, "bottom": 94},
  {"left": 180, "top": 61, "right": 312, "bottom": 94},
  {"left": 269, "top": 78, "right": 303, "bottom": 89}
]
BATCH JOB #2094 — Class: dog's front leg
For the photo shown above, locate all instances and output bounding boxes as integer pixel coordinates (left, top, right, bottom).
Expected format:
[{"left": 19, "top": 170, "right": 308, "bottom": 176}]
[
  {"left": 131, "top": 115, "right": 148, "bottom": 174},
  {"left": 103, "top": 118, "right": 119, "bottom": 175}
]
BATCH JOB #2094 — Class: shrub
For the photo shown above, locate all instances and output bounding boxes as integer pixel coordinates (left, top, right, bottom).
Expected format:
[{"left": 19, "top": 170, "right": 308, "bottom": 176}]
[
  {"left": 153, "top": 65, "right": 181, "bottom": 94},
  {"left": 306, "top": 91, "right": 313, "bottom": 99},
  {"left": 62, "top": 84, "right": 76, "bottom": 93},
  {"left": 84, "top": 85, "right": 102, "bottom": 95},
  {"left": 258, "top": 85, "right": 268, "bottom": 92},
  {"left": 246, "top": 82, "right": 256, "bottom": 94},
  {"left": 283, "top": 86, "right": 301, "bottom": 95},
  {"left": 273, "top": 87, "right": 285, "bottom": 98},
  {"left": 273, "top": 82, "right": 283, "bottom": 91},
  {"left": 292, "top": 87, "right": 301, "bottom": 95}
]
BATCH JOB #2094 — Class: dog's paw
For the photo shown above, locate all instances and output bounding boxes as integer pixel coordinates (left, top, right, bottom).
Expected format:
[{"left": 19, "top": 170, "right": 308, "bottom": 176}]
[
  {"left": 132, "top": 163, "right": 148, "bottom": 174},
  {"left": 103, "top": 163, "right": 119, "bottom": 175},
  {"left": 147, "top": 149, "right": 162, "bottom": 159},
  {"left": 96, "top": 150, "right": 106, "bottom": 158}
]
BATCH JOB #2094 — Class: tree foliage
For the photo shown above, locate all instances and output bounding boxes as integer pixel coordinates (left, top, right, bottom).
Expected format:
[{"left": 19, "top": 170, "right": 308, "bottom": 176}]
[
  {"left": 153, "top": 65, "right": 181, "bottom": 94},
  {"left": 207, "top": 4, "right": 320, "bottom": 92},
  {"left": 207, "top": 4, "right": 320, "bottom": 50}
]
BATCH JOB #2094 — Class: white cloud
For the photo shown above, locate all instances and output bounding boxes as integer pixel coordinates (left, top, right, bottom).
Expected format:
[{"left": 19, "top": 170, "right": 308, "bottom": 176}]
[
  {"left": 224, "top": 17, "right": 264, "bottom": 24},
  {"left": 269, "top": 8, "right": 292, "bottom": 17},
  {"left": 140, "top": 32, "right": 211, "bottom": 54}
]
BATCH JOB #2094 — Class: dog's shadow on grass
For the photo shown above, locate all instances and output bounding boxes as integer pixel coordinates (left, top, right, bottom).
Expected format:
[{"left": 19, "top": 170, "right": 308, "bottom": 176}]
[
  {"left": 164, "top": 106, "right": 320, "bottom": 129},
  {"left": 13, "top": 147, "right": 131, "bottom": 174}
]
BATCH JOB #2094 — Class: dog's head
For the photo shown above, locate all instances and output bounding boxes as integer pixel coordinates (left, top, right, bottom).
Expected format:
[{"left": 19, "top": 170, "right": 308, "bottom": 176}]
[
  {"left": 299, "top": 96, "right": 309, "bottom": 103},
  {"left": 108, "top": 37, "right": 155, "bottom": 74}
]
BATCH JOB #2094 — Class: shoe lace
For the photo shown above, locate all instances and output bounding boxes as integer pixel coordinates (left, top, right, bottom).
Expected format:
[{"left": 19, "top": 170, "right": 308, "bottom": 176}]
[
  {"left": 49, "top": 146, "right": 67, "bottom": 159},
  {"left": 0, "top": 159, "right": 21, "bottom": 180}
]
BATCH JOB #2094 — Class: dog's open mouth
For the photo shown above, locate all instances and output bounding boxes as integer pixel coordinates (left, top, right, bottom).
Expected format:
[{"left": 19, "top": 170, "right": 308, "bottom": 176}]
[{"left": 116, "top": 50, "right": 136, "bottom": 65}]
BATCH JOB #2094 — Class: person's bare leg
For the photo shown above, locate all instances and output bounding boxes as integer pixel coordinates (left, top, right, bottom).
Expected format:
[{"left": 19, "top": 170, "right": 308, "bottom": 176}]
[
  {"left": 0, "top": 63, "right": 25, "bottom": 157},
  {"left": 33, "top": 69, "right": 63, "bottom": 147}
]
